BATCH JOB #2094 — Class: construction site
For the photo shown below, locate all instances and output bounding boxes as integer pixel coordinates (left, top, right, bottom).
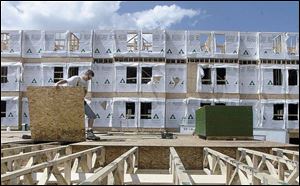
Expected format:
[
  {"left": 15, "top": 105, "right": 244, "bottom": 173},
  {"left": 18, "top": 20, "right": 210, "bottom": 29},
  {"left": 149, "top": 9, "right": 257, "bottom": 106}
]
[{"left": 1, "top": 29, "right": 299, "bottom": 185}]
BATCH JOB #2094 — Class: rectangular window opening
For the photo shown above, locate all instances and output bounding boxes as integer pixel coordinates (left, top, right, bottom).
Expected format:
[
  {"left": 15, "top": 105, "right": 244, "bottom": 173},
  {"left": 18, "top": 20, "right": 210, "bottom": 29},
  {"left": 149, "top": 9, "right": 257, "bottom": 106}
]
[
  {"left": 1, "top": 33, "right": 10, "bottom": 51},
  {"left": 141, "top": 67, "right": 152, "bottom": 84},
  {"left": 200, "top": 34, "right": 211, "bottom": 52},
  {"left": 215, "top": 34, "right": 225, "bottom": 53},
  {"left": 288, "top": 69, "right": 298, "bottom": 86},
  {"left": 127, "top": 33, "right": 138, "bottom": 51},
  {"left": 215, "top": 103, "right": 226, "bottom": 106},
  {"left": 126, "top": 67, "right": 137, "bottom": 84},
  {"left": 287, "top": 35, "right": 298, "bottom": 55},
  {"left": 216, "top": 68, "right": 226, "bottom": 85},
  {"left": 54, "top": 67, "right": 64, "bottom": 83},
  {"left": 126, "top": 102, "right": 135, "bottom": 119},
  {"left": 273, "top": 104, "right": 284, "bottom": 120},
  {"left": 1, "top": 66, "right": 8, "bottom": 83},
  {"left": 273, "top": 35, "right": 282, "bottom": 54},
  {"left": 54, "top": 33, "right": 65, "bottom": 51},
  {"left": 273, "top": 69, "right": 282, "bottom": 86},
  {"left": 1, "top": 100, "right": 6, "bottom": 118},
  {"left": 68, "top": 67, "right": 79, "bottom": 78},
  {"left": 142, "top": 33, "right": 153, "bottom": 51},
  {"left": 141, "top": 102, "right": 152, "bottom": 119},
  {"left": 202, "top": 68, "right": 211, "bottom": 85},
  {"left": 288, "top": 104, "right": 298, "bottom": 121},
  {"left": 69, "top": 32, "right": 80, "bottom": 51},
  {"left": 200, "top": 102, "right": 211, "bottom": 107}
]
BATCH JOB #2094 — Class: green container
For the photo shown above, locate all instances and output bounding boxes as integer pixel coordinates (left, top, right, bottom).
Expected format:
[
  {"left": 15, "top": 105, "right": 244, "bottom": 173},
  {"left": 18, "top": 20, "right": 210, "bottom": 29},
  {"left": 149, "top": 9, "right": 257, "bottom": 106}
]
[{"left": 195, "top": 106, "right": 253, "bottom": 137}]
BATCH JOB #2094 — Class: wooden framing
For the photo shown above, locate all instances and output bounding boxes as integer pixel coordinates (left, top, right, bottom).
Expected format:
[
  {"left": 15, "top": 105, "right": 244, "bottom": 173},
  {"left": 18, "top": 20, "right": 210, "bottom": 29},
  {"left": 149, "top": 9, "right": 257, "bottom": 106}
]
[
  {"left": 272, "top": 148, "right": 299, "bottom": 162},
  {"left": 203, "top": 147, "right": 287, "bottom": 185},
  {"left": 1, "top": 142, "right": 298, "bottom": 185},
  {"left": 238, "top": 148, "right": 299, "bottom": 184},
  {"left": 1, "top": 146, "right": 104, "bottom": 185},
  {"left": 1, "top": 33, "right": 10, "bottom": 51},
  {"left": 69, "top": 32, "right": 80, "bottom": 51},
  {"left": 79, "top": 146, "right": 138, "bottom": 185},
  {"left": 169, "top": 147, "right": 193, "bottom": 185},
  {"left": 1, "top": 142, "right": 59, "bottom": 157},
  {"left": 1, "top": 145, "right": 69, "bottom": 174}
]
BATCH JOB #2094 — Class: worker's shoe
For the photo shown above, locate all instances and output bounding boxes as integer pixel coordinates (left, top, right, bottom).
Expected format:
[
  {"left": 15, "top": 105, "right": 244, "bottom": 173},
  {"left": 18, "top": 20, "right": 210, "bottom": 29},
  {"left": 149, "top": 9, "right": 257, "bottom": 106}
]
[{"left": 86, "top": 129, "right": 100, "bottom": 141}]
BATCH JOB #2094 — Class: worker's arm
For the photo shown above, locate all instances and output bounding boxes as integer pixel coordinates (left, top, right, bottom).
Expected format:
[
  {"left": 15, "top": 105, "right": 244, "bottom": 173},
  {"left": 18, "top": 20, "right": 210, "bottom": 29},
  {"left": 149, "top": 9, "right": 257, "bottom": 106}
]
[{"left": 55, "top": 80, "right": 67, "bottom": 87}]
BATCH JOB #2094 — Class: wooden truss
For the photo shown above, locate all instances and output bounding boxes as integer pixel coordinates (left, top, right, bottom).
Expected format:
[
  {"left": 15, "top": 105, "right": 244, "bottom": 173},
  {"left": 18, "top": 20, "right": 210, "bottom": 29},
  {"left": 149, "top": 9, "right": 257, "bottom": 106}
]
[
  {"left": 1, "top": 143, "right": 299, "bottom": 185},
  {"left": 238, "top": 148, "right": 299, "bottom": 185},
  {"left": 203, "top": 147, "right": 291, "bottom": 185}
]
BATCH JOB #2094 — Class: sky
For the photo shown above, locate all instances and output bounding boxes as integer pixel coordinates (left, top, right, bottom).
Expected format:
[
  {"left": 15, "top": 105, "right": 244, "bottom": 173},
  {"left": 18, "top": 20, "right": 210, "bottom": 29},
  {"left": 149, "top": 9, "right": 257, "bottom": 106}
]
[{"left": 1, "top": 1, "right": 299, "bottom": 32}]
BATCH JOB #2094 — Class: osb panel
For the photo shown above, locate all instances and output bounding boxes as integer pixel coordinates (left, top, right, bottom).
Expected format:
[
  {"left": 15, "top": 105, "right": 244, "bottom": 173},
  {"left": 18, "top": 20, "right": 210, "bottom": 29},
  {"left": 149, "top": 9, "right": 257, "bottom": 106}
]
[
  {"left": 174, "top": 147, "right": 202, "bottom": 170},
  {"left": 27, "top": 86, "right": 85, "bottom": 142},
  {"left": 138, "top": 146, "right": 170, "bottom": 169},
  {"left": 104, "top": 146, "right": 132, "bottom": 166}
]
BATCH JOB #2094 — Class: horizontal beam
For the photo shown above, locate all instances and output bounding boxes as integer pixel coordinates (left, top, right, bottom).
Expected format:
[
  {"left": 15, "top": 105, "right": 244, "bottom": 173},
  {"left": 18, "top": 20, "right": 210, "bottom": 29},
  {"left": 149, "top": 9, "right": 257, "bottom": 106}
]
[
  {"left": 170, "top": 147, "right": 193, "bottom": 185},
  {"left": 1, "top": 146, "right": 104, "bottom": 182},
  {"left": 203, "top": 147, "right": 287, "bottom": 185},
  {"left": 238, "top": 148, "right": 298, "bottom": 167},
  {"left": 79, "top": 147, "right": 138, "bottom": 185},
  {"left": 1, "top": 142, "right": 59, "bottom": 157},
  {"left": 1, "top": 145, "right": 68, "bottom": 163},
  {"left": 272, "top": 148, "right": 299, "bottom": 156}
]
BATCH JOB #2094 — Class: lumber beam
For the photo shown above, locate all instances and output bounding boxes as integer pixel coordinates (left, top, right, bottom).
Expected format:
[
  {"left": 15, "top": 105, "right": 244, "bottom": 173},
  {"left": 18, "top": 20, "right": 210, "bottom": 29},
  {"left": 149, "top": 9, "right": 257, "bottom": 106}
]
[
  {"left": 169, "top": 147, "right": 192, "bottom": 185},
  {"left": 79, "top": 147, "right": 138, "bottom": 185}
]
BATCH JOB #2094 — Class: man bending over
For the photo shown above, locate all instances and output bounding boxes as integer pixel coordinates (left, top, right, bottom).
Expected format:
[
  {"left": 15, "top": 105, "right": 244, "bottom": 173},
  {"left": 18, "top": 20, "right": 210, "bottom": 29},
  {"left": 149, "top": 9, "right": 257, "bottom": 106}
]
[{"left": 55, "top": 69, "right": 100, "bottom": 141}]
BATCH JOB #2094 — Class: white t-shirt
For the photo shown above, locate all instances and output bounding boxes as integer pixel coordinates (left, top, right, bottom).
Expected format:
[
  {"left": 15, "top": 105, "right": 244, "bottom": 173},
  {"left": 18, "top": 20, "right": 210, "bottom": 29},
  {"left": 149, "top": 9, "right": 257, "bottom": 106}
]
[{"left": 66, "top": 76, "right": 88, "bottom": 91}]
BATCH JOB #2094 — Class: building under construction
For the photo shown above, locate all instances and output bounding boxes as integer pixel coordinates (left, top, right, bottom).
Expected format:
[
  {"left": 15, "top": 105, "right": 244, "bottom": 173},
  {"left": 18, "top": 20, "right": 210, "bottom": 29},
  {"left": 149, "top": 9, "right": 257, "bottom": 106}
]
[
  {"left": 1, "top": 30, "right": 299, "bottom": 143},
  {"left": 1, "top": 29, "right": 299, "bottom": 185}
]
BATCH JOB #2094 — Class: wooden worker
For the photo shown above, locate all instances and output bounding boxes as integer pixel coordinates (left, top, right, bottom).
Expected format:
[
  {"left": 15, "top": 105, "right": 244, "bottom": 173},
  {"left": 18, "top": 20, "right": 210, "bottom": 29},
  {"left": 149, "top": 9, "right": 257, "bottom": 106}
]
[{"left": 55, "top": 70, "right": 100, "bottom": 141}]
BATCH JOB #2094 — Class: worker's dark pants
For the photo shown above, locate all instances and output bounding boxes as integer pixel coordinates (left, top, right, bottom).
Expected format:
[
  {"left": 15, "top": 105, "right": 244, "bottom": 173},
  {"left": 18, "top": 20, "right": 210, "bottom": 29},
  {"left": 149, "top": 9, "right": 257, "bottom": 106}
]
[{"left": 84, "top": 101, "right": 97, "bottom": 119}]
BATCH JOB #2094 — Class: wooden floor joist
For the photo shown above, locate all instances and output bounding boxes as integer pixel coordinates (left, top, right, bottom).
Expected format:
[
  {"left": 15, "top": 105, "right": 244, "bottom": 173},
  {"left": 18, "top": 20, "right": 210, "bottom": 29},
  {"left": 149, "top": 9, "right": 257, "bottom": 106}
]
[
  {"left": 79, "top": 147, "right": 138, "bottom": 185},
  {"left": 1, "top": 145, "right": 69, "bottom": 174},
  {"left": 1, "top": 141, "right": 298, "bottom": 185},
  {"left": 272, "top": 148, "right": 299, "bottom": 162},
  {"left": 169, "top": 147, "right": 193, "bottom": 185},
  {"left": 238, "top": 148, "right": 299, "bottom": 184},
  {"left": 203, "top": 147, "right": 288, "bottom": 185},
  {"left": 1, "top": 142, "right": 60, "bottom": 157},
  {"left": 1, "top": 146, "right": 104, "bottom": 185}
]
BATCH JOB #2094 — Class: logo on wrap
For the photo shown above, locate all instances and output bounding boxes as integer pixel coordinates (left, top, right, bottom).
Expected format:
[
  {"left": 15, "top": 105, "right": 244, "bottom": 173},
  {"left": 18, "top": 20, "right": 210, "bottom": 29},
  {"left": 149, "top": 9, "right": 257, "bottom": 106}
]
[
  {"left": 48, "top": 78, "right": 54, "bottom": 83},
  {"left": 106, "top": 113, "right": 112, "bottom": 118},
  {"left": 94, "top": 48, "right": 100, "bottom": 53},
  {"left": 104, "top": 79, "right": 110, "bottom": 84},
  {"left": 153, "top": 114, "right": 159, "bottom": 119},
  {"left": 26, "top": 49, "right": 32, "bottom": 53},
  {"left": 267, "top": 80, "right": 273, "bottom": 85},
  {"left": 95, "top": 114, "right": 100, "bottom": 119},
  {"left": 243, "top": 50, "right": 249, "bottom": 55},
  {"left": 8, "top": 112, "right": 14, "bottom": 117},
  {"left": 24, "top": 113, "right": 28, "bottom": 118},
  {"left": 188, "top": 114, "right": 194, "bottom": 120},
  {"left": 170, "top": 114, "right": 176, "bottom": 120},
  {"left": 179, "top": 49, "right": 184, "bottom": 54},
  {"left": 249, "top": 81, "right": 255, "bottom": 86},
  {"left": 32, "top": 78, "right": 37, "bottom": 84},
  {"left": 120, "top": 78, "right": 125, "bottom": 84}
]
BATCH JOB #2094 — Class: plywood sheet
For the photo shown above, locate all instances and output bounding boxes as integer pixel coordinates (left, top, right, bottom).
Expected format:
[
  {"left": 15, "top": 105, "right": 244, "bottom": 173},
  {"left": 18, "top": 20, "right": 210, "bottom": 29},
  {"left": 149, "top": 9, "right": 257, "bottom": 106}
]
[{"left": 27, "top": 86, "right": 85, "bottom": 142}]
